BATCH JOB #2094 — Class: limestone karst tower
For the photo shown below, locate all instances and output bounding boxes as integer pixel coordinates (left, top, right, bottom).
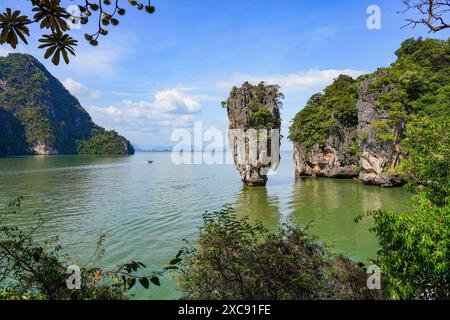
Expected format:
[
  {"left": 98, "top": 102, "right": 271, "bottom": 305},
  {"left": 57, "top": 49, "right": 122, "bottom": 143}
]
[{"left": 225, "top": 82, "right": 283, "bottom": 186}]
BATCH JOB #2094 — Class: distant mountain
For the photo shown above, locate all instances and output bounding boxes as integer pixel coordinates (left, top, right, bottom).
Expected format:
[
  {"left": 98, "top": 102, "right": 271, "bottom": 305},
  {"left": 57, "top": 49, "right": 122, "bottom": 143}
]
[
  {"left": 134, "top": 145, "right": 173, "bottom": 152},
  {"left": 0, "top": 53, "right": 134, "bottom": 156},
  {"left": 134, "top": 145, "right": 231, "bottom": 152}
]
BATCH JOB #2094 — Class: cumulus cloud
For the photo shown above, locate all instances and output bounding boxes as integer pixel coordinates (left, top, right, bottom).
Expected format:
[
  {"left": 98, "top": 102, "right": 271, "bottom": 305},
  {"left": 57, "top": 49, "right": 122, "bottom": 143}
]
[
  {"left": 0, "top": 47, "right": 13, "bottom": 57},
  {"left": 61, "top": 78, "right": 101, "bottom": 99},
  {"left": 86, "top": 88, "right": 202, "bottom": 129},
  {"left": 215, "top": 69, "right": 364, "bottom": 93},
  {"left": 154, "top": 89, "right": 202, "bottom": 113}
]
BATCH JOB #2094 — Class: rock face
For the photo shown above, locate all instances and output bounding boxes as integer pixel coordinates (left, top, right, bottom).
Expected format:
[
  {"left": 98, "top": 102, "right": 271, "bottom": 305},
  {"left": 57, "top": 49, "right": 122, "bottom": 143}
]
[
  {"left": 356, "top": 73, "right": 404, "bottom": 186},
  {"left": 0, "top": 53, "right": 134, "bottom": 156},
  {"left": 293, "top": 127, "right": 359, "bottom": 179},
  {"left": 0, "top": 107, "right": 28, "bottom": 156},
  {"left": 292, "top": 71, "right": 405, "bottom": 187},
  {"left": 225, "top": 82, "right": 283, "bottom": 186}
]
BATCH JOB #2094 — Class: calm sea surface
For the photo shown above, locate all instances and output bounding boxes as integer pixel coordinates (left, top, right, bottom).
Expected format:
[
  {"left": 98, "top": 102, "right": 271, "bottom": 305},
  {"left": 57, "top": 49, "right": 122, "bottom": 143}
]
[{"left": 0, "top": 152, "right": 411, "bottom": 299}]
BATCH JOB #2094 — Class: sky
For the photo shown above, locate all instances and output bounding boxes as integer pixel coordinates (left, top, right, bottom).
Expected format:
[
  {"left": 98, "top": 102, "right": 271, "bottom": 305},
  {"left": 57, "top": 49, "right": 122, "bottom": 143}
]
[{"left": 1, "top": 0, "right": 449, "bottom": 150}]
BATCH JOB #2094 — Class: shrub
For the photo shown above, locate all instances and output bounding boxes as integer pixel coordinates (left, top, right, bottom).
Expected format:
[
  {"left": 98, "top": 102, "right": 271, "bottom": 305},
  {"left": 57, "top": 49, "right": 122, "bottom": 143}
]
[
  {"left": 177, "top": 207, "right": 381, "bottom": 300},
  {"left": 357, "top": 196, "right": 450, "bottom": 299}
]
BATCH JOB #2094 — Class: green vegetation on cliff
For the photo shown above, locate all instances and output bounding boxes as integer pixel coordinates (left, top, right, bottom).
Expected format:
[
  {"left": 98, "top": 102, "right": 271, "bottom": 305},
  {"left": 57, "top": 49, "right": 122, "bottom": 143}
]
[
  {"left": 76, "top": 127, "right": 135, "bottom": 155},
  {"left": 245, "top": 82, "right": 283, "bottom": 130},
  {"left": 289, "top": 75, "right": 358, "bottom": 150},
  {"left": 225, "top": 81, "right": 283, "bottom": 131},
  {"left": 0, "top": 53, "right": 134, "bottom": 156},
  {"left": 368, "top": 38, "right": 450, "bottom": 124},
  {"left": 289, "top": 38, "right": 450, "bottom": 152},
  {"left": 0, "top": 107, "right": 28, "bottom": 156}
]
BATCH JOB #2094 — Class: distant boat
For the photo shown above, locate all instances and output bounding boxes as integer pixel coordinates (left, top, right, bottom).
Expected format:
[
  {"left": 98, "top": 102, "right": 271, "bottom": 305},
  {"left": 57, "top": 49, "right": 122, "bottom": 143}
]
[{"left": 148, "top": 160, "right": 154, "bottom": 164}]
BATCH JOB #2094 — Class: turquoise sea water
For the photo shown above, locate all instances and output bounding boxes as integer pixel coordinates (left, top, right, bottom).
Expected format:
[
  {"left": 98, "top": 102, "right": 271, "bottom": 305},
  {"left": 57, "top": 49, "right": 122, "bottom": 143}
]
[{"left": 0, "top": 152, "right": 411, "bottom": 299}]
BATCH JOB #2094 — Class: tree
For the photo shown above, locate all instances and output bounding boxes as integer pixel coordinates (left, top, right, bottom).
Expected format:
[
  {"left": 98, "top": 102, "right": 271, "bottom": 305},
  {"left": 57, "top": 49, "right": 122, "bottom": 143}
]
[
  {"left": 400, "top": 118, "right": 449, "bottom": 206},
  {"left": 401, "top": 0, "right": 450, "bottom": 32},
  {"left": 0, "top": 0, "right": 155, "bottom": 65}
]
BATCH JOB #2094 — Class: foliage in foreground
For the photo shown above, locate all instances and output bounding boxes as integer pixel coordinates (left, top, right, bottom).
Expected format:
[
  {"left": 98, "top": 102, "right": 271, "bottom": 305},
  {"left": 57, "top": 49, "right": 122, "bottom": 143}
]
[
  {"left": 0, "top": 0, "right": 155, "bottom": 65},
  {"left": 177, "top": 207, "right": 381, "bottom": 300},
  {"left": 357, "top": 117, "right": 449, "bottom": 299},
  {"left": 0, "top": 197, "right": 177, "bottom": 300},
  {"left": 359, "top": 197, "right": 450, "bottom": 300}
]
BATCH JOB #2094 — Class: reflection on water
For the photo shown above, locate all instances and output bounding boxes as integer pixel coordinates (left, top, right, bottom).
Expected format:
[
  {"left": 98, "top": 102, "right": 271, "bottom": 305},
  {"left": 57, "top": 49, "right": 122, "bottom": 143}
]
[
  {"left": 235, "top": 186, "right": 280, "bottom": 231},
  {"left": 0, "top": 152, "right": 412, "bottom": 299},
  {"left": 288, "top": 177, "right": 410, "bottom": 261}
]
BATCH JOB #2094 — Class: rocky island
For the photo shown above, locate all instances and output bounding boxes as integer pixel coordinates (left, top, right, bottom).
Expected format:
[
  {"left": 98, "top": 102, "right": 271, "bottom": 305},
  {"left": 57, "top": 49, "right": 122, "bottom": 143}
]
[
  {"left": 289, "top": 38, "right": 449, "bottom": 186},
  {"left": 0, "top": 54, "right": 134, "bottom": 156},
  {"left": 225, "top": 82, "right": 283, "bottom": 186}
]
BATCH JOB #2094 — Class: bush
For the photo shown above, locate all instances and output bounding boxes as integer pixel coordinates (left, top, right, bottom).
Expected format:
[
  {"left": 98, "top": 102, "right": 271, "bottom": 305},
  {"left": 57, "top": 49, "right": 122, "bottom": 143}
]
[
  {"left": 359, "top": 198, "right": 450, "bottom": 300},
  {"left": 177, "top": 207, "right": 381, "bottom": 300},
  {"left": 0, "top": 288, "right": 43, "bottom": 300}
]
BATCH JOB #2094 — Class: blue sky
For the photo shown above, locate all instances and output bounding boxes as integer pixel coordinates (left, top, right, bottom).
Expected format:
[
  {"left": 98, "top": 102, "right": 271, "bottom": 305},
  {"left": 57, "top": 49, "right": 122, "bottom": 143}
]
[{"left": 1, "top": 0, "right": 448, "bottom": 150}]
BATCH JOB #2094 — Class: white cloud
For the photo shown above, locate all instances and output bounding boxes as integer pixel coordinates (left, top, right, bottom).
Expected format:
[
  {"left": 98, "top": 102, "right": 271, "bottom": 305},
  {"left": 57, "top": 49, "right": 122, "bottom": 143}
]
[
  {"left": 215, "top": 69, "right": 364, "bottom": 93},
  {"left": 61, "top": 78, "right": 101, "bottom": 99},
  {"left": 0, "top": 47, "right": 13, "bottom": 57},
  {"left": 86, "top": 88, "right": 202, "bottom": 129},
  {"left": 154, "top": 89, "right": 202, "bottom": 113}
]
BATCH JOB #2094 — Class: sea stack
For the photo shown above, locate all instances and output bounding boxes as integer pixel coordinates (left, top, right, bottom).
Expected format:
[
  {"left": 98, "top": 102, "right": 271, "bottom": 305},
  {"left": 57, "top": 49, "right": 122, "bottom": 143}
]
[{"left": 224, "top": 82, "right": 283, "bottom": 186}]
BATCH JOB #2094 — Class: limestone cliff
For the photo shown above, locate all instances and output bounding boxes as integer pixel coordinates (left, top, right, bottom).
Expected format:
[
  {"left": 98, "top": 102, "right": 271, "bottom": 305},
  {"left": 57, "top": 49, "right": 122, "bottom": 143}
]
[
  {"left": 225, "top": 82, "right": 283, "bottom": 186},
  {"left": 0, "top": 53, "right": 134, "bottom": 156},
  {"left": 289, "top": 38, "right": 449, "bottom": 187},
  {"left": 356, "top": 72, "right": 404, "bottom": 186},
  {"left": 292, "top": 73, "right": 404, "bottom": 186}
]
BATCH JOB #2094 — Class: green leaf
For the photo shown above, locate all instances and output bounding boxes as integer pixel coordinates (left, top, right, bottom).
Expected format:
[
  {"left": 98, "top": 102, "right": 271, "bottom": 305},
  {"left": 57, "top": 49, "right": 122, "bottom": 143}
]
[
  {"left": 44, "top": 46, "right": 57, "bottom": 59},
  {"left": 127, "top": 277, "right": 136, "bottom": 290},
  {"left": 170, "top": 258, "right": 182, "bottom": 265},
  {"left": 61, "top": 48, "right": 69, "bottom": 64},
  {"left": 139, "top": 277, "right": 150, "bottom": 289},
  {"left": 150, "top": 276, "right": 160, "bottom": 286},
  {"left": 51, "top": 48, "right": 61, "bottom": 65}
]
